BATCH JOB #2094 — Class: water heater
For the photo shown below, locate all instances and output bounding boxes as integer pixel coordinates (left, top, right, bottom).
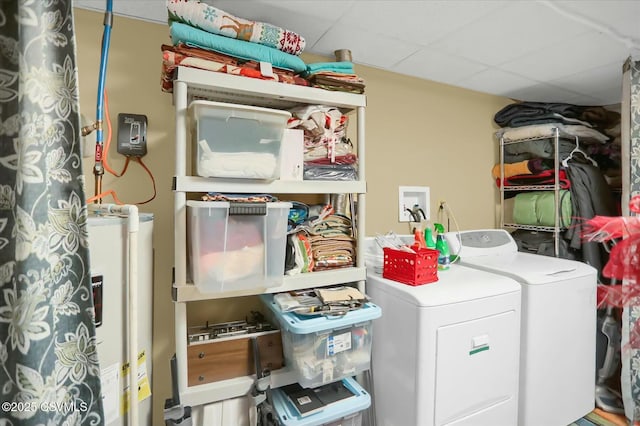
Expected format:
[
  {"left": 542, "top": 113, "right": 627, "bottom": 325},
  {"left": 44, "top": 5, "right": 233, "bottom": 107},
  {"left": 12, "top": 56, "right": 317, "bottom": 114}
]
[{"left": 88, "top": 213, "right": 154, "bottom": 426}]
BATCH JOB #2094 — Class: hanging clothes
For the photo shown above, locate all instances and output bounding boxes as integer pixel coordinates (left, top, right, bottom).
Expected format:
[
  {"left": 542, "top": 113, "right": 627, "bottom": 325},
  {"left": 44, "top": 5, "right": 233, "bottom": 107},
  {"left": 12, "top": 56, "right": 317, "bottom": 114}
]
[{"left": 564, "top": 161, "right": 617, "bottom": 278}]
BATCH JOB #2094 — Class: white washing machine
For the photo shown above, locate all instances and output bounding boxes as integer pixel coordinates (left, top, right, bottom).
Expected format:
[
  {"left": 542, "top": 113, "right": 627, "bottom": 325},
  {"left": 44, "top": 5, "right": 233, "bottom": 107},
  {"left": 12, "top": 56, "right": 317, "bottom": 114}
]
[
  {"left": 366, "top": 239, "right": 522, "bottom": 426},
  {"left": 445, "top": 229, "right": 597, "bottom": 426}
]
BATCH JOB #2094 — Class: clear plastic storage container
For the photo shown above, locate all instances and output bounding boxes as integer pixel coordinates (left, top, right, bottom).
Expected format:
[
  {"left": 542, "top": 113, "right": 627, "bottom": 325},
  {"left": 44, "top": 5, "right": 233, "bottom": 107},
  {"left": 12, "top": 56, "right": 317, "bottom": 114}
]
[
  {"left": 271, "top": 377, "right": 370, "bottom": 426},
  {"left": 262, "top": 294, "right": 381, "bottom": 388},
  {"left": 189, "top": 100, "right": 291, "bottom": 180},
  {"left": 188, "top": 201, "right": 291, "bottom": 293}
]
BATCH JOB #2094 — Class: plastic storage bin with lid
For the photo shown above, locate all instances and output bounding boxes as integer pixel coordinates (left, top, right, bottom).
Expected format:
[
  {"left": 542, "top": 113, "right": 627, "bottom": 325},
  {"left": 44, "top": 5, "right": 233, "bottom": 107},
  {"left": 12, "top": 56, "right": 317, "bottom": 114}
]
[
  {"left": 189, "top": 100, "right": 291, "bottom": 180},
  {"left": 187, "top": 201, "right": 291, "bottom": 293},
  {"left": 261, "top": 293, "right": 381, "bottom": 388},
  {"left": 271, "top": 377, "right": 370, "bottom": 426}
]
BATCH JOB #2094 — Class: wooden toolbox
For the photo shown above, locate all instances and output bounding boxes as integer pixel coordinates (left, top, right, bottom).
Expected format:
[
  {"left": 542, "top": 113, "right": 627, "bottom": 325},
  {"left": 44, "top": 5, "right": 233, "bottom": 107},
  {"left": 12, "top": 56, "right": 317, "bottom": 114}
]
[{"left": 187, "top": 330, "right": 284, "bottom": 386}]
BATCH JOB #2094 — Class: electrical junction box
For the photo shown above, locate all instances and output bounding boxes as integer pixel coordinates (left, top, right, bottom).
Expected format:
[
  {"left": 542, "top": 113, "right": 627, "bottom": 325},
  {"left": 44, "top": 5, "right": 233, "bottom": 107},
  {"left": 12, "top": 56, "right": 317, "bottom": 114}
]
[{"left": 117, "top": 113, "right": 147, "bottom": 157}]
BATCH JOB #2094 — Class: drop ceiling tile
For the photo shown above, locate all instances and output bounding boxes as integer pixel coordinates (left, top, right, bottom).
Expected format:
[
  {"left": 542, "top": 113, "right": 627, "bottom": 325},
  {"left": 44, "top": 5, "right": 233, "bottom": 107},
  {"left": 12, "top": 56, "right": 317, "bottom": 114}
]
[
  {"left": 75, "top": 0, "right": 168, "bottom": 23},
  {"left": 503, "top": 82, "right": 584, "bottom": 104},
  {"left": 392, "top": 49, "right": 488, "bottom": 86},
  {"left": 211, "top": 0, "right": 356, "bottom": 22},
  {"left": 340, "top": 0, "right": 508, "bottom": 45},
  {"left": 429, "top": 1, "right": 592, "bottom": 66},
  {"left": 313, "top": 25, "right": 421, "bottom": 68},
  {"left": 500, "top": 31, "right": 631, "bottom": 82},
  {"left": 549, "top": 61, "right": 624, "bottom": 97},
  {"left": 456, "top": 68, "right": 540, "bottom": 96},
  {"left": 207, "top": 1, "right": 353, "bottom": 48},
  {"left": 554, "top": 0, "right": 640, "bottom": 40}
]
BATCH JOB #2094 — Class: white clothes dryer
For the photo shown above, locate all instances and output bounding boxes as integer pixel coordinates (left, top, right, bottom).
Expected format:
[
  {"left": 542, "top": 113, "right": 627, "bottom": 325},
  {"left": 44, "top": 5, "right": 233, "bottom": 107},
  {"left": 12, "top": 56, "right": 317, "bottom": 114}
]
[
  {"left": 445, "top": 229, "right": 597, "bottom": 426},
  {"left": 366, "top": 238, "right": 522, "bottom": 426}
]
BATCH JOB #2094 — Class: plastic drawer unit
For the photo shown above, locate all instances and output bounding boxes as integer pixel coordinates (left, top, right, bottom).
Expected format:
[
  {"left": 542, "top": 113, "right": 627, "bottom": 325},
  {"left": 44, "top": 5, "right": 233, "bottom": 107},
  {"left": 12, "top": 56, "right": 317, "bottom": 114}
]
[
  {"left": 272, "top": 377, "right": 370, "bottom": 426},
  {"left": 187, "top": 201, "right": 291, "bottom": 293},
  {"left": 261, "top": 294, "right": 381, "bottom": 388},
  {"left": 189, "top": 100, "right": 291, "bottom": 180}
]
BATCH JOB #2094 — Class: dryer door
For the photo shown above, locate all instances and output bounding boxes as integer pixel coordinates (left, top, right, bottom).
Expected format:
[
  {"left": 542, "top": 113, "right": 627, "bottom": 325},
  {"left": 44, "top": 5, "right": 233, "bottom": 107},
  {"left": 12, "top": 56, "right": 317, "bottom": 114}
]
[{"left": 435, "top": 310, "right": 519, "bottom": 426}]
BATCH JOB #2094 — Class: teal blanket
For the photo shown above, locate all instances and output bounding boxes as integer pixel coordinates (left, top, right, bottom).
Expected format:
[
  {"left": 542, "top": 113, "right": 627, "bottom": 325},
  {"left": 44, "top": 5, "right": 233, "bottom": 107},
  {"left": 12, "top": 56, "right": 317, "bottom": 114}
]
[
  {"left": 306, "top": 61, "right": 354, "bottom": 74},
  {"left": 170, "top": 22, "right": 307, "bottom": 73}
]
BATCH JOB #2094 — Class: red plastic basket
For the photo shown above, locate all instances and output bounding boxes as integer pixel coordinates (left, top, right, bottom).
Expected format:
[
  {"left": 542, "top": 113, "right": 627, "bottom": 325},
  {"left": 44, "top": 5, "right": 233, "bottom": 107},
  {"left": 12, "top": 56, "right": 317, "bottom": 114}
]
[{"left": 382, "top": 247, "right": 439, "bottom": 286}]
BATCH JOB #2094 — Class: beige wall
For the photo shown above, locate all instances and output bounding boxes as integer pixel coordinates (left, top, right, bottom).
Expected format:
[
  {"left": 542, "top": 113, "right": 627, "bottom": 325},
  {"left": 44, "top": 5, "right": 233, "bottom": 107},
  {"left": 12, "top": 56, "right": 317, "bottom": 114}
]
[{"left": 74, "top": 8, "right": 512, "bottom": 424}]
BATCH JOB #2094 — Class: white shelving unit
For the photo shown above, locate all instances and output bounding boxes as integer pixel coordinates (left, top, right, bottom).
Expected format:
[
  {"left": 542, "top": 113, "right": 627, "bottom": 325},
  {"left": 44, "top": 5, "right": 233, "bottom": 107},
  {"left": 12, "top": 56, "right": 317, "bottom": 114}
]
[
  {"left": 170, "top": 66, "right": 367, "bottom": 408},
  {"left": 499, "top": 127, "right": 563, "bottom": 257}
]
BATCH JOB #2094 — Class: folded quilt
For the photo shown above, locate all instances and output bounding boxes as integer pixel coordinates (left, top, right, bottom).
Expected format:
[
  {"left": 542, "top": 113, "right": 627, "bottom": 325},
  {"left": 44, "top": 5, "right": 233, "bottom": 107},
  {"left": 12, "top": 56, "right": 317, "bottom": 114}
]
[
  {"left": 503, "top": 138, "right": 582, "bottom": 162},
  {"left": 167, "top": 0, "right": 305, "bottom": 55},
  {"left": 491, "top": 158, "right": 555, "bottom": 180},
  {"left": 170, "top": 22, "right": 307, "bottom": 73},
  {"left": 160, "top": 44, "right": 310, "bottom": 92},
  {"left": 311, "top": 217, "right": 353, "bottom": 238},
  {"left": 307, "top": 234, "right": 356, "bottom": 270},
  {"left": 496, "top": 169, "right": 571, "bottom": 190},
  {"left": 497, "top": 123, "right": 609, "bottom": 144},
  {"left": 308, "top": 74, "right": 366, "bottom": 94},
  {"left": 494, "top": 101, "right": 620, "bottom": 130}
]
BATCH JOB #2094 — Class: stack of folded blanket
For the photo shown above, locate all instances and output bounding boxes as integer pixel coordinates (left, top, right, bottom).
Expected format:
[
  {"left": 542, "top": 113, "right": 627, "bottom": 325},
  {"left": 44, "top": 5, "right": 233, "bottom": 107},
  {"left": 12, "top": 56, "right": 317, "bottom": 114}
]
[
  {"left": 308, "top": 214, "right": 356, "bottom": 270},
  {"left": 287, "top": 211, "right": 356, "bottom": 274},
  {"left": 162, "top": 0, "right": 310, "bottom": 92},
  {"left": 303, "top": 61, "right": 366, "bottom": 94},
  {"left": 161, "top": 0, "right": 365, "bottom": 95},
  {"left": 492, "top": 102, "right": 621, "bottom": 187},
  {"left": 287, "top": 105, "right": 358, "bottom": 181}
]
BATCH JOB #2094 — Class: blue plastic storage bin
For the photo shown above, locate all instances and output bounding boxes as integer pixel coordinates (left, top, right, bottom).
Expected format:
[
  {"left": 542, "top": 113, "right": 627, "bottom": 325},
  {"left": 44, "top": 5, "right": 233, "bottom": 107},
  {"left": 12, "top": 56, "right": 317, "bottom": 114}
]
[
  {"left": 261, "top": 294, "right": 381, "bottom": 388},
  {"left": 272, "top": 377, "right": 370, "bottom": 426}
]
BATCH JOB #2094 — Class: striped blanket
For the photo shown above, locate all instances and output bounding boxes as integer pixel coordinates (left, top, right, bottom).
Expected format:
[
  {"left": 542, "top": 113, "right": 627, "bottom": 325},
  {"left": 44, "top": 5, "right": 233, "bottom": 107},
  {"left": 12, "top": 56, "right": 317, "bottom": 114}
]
[{"left": 167, "top": 0, "right": 306, "bottom": 55}]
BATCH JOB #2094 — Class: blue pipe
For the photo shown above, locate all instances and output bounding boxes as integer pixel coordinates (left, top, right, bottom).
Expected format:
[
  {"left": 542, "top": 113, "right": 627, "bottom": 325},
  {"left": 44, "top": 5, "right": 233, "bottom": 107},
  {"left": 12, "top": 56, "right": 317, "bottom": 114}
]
[
  {"left": 95, "top": 0, "right": 113, "bottom": 151},
  {"left": 92, "top": 0, "right": 113, "bottom": 199}
]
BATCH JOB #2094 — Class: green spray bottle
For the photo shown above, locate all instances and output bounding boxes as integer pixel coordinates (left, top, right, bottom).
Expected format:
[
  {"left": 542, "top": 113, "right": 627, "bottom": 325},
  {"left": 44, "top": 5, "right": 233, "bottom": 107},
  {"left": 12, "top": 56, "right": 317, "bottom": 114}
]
[
  {"left": 424, "top": 224, "right": 436, "bottom": 249},
  {"left": 434, "top": 223, "right": 450, "bottom": 270}
]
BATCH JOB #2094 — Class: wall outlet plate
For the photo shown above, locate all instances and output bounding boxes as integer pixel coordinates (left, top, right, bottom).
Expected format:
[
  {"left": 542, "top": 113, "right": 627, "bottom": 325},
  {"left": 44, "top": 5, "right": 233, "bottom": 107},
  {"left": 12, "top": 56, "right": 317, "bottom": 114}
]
[{"left": 117, "top": 113, "right": 147, "bottom": 157}]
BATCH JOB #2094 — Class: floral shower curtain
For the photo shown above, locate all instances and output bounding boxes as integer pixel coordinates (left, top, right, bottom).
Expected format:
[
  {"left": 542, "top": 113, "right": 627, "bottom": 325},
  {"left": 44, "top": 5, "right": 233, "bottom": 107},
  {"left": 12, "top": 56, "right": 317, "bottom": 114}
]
[{"left": 0, "top": 1, "right": 104, "bottom": 425}]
